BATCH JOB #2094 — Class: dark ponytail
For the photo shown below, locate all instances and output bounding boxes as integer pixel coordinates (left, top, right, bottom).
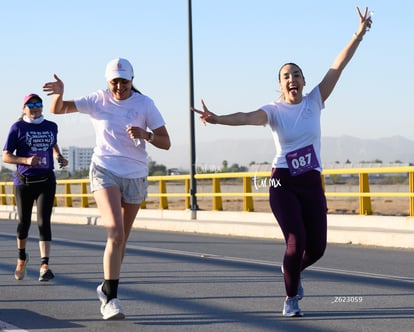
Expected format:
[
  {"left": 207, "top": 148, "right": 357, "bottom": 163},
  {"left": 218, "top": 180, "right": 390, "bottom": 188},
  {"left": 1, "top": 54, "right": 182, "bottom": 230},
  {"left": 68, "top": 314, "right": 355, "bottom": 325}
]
[{"left": 132, "top": 85, "right": 142, "bottom": 94}]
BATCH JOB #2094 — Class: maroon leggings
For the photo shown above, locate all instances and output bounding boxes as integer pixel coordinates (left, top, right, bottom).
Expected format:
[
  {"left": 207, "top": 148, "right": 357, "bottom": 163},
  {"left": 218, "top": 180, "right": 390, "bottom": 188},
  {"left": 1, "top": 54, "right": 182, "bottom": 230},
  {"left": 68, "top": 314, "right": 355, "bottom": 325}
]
[{"left": 269, "top": 168, "right": 327, "bottom": 297}]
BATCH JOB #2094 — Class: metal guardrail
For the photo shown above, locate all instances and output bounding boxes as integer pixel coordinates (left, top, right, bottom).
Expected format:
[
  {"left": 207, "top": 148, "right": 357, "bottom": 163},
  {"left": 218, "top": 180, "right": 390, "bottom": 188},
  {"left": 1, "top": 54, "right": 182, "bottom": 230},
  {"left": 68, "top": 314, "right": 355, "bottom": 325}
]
[{"left": 1, "top": 166, "right": 414, "bottom": 216}]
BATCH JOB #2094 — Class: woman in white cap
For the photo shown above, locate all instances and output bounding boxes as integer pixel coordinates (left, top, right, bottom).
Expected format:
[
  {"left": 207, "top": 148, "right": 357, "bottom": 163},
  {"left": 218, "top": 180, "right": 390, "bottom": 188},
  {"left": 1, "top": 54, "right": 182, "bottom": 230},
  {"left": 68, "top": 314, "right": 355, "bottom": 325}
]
[{"left": 43, "top": 58, "right": 171, "bottom": 320}]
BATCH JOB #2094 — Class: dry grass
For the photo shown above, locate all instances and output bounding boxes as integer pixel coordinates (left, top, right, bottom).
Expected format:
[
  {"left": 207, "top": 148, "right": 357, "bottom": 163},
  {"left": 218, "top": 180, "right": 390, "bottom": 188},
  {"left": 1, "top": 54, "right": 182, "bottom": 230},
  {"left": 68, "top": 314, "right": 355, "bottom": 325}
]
[
  {"left": 141, "top": 196, "right": 410, "bottom": 216},
  {"left": 50, "top": 182, "right": 411, "bottom": 216}
]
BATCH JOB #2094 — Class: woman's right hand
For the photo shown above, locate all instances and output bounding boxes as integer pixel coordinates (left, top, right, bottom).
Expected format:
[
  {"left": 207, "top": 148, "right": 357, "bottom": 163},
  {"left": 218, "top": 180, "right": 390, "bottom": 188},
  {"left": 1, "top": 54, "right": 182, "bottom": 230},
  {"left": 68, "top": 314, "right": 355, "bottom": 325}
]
[
  {"left": 42, "top": 74, "right": 64, "bottom": 96},
  {"left": 26, "top": 155, "right": 41, "bottom": 166},
  {"left": 192, "top": 99, "right": 219, "bottom": 125}
]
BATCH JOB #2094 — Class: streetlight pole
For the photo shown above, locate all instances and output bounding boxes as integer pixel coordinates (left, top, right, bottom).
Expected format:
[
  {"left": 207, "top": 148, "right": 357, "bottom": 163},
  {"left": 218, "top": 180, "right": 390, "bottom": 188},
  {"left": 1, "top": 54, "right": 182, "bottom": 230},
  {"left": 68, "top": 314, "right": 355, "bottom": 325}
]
[{"left": 188, "top": 0, "right": 198, "bottom": 218}]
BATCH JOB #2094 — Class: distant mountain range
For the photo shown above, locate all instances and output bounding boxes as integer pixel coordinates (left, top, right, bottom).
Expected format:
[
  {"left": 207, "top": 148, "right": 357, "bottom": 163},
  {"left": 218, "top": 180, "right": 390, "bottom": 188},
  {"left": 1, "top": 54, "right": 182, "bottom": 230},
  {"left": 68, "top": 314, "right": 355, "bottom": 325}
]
[
  {"left": 322, "top": 135, "right": 414, "bottom": 165},
  {"left": 3, "top": 135, "right": 412, "bottom": 172},
  {"left": 147, "top": 135, "right": 414, "bottom": 170}
]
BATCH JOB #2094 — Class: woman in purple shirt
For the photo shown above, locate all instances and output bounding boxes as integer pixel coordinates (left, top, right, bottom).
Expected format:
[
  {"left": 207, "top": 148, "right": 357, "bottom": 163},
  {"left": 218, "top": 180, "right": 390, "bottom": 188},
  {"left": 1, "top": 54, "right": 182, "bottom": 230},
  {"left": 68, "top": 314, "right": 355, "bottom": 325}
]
[{"left": 2, "top": 93, "right": 67, "bottom": 282}]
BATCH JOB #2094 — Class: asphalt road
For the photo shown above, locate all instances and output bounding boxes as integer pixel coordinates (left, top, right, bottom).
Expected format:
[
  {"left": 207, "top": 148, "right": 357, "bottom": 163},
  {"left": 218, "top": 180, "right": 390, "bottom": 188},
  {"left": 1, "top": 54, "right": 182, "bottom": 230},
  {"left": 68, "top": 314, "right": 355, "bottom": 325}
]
[{"left": 0, "top": 219, "right": 413, "bottom": 332}]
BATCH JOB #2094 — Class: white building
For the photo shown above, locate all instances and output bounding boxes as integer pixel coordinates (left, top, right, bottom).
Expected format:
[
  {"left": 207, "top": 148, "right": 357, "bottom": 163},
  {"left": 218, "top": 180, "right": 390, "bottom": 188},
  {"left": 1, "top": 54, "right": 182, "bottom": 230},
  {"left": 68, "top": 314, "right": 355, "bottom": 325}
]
[{"left": 61, "top": 146, "right": 94, "bottom": 174}]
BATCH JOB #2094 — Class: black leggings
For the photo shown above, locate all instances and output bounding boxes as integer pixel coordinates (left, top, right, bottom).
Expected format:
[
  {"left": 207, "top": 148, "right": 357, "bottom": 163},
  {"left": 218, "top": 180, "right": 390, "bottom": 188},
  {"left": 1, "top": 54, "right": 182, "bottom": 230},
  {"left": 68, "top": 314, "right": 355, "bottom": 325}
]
[
  {"left": 269, "top": 168, "right": 327, "bottom": 297},
  {"left": 14, "top": 180, "right": 56, "bottom": 241}
]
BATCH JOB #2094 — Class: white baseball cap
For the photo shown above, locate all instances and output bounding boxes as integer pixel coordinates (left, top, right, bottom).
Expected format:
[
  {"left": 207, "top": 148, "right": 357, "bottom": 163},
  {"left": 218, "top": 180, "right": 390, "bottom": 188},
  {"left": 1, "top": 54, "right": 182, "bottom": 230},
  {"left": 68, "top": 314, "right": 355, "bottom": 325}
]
[{"left": 105, "top": 57, "right": 134, "bottom": 81}]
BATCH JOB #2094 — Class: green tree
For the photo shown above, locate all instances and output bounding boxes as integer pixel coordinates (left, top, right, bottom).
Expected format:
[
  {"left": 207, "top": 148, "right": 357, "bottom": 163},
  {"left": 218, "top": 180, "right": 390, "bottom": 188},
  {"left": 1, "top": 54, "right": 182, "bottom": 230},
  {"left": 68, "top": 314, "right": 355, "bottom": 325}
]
[
  {"left": 228, "top": 163, "right": 248, "bottom": 172},
  {"left": 221, "top": 160, "right": 228, "bottom": 172},
  {"left": 148, "top": 161, "right": 167, "bottom": 176},
  {"left": 0, "top": 167, "right": 13, "bottom": 181}
]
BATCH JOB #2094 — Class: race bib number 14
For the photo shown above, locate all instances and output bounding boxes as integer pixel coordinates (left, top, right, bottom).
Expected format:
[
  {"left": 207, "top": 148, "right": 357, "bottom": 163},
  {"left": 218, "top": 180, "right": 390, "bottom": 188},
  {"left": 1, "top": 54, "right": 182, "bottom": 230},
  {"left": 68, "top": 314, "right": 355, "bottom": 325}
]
[
  {"left": 29, "top": 151, "right": 50, "bottom": 169},
  {"left": 285, "top": 144, "right": 320, "bottom": 176}
]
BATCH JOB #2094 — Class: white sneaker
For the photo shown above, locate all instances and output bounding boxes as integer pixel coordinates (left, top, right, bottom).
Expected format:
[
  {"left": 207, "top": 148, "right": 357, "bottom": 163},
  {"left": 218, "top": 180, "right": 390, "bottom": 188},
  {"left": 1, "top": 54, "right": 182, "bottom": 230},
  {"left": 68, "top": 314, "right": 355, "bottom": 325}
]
[
  {"left": 101, "top": 298, "right": 125, "bottom": 320},
  {"left": 282, "top": 296, "right": 304, "bottom": 317},
  {"left": 14, "top": 253, "right": 30, "bottom": 280},
  {"left": 96, "top": 283, "right": 107, "bottom": 306}
]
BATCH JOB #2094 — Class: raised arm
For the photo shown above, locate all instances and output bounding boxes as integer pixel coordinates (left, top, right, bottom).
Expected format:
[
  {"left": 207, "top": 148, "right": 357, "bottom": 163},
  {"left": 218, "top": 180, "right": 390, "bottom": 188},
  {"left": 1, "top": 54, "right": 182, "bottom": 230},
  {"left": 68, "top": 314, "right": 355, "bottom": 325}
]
[
  {"left": 319, "top": 6, "right": 373, "bottom": 102},
  {"left": 192, "top": 99, "right": 268, "bottom": 126},
  {"left": 42, "top": 74, "right": 78, "bottom": 114}
]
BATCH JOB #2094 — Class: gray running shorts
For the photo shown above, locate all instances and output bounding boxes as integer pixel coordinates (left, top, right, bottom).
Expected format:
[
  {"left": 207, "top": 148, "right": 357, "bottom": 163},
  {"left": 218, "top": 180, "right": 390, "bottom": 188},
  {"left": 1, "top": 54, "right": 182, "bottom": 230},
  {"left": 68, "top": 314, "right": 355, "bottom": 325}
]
[{"left": 89, "top": 162, "right": 148, "bottom": 204}]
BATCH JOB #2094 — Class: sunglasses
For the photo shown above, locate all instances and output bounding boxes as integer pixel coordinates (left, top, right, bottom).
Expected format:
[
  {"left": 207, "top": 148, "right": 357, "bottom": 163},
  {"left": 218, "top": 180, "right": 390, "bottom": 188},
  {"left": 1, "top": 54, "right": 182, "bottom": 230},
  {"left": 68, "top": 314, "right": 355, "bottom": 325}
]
[{"left": 25, "top": 102, "right": 43, "bottom": 109}]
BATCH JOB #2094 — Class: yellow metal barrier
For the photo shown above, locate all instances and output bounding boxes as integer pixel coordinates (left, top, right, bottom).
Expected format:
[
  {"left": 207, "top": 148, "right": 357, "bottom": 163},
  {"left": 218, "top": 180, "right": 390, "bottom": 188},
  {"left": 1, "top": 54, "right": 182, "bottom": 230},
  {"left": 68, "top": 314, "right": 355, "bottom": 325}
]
[
  {"left": 212, "top": 177, "right": 223, "bottom": 211},
  {"left": 0, "top": 184, "right": 6, "bottom": 205},
  {"left": 410, "top": 171, "right": 414, "bottom": 217},
  {"left": 1, "top": 166, "right": 414, "bottom": 216},
  {"left": 0, "top": 182, "right": 15, "bottom": 206},
  {"left": 359, "top": 173, "right": 372, "bottom": 215},
  {"left": 243, "top": 176, "right": 254, "bottom": 212}
]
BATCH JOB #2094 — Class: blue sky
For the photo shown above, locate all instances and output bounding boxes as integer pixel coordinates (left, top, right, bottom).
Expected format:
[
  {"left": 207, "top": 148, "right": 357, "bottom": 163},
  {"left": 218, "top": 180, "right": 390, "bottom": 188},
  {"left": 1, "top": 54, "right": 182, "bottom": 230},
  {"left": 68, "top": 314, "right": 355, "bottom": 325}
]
[{"left": 1, "top": 1, "right": 413, "bottom": 167}]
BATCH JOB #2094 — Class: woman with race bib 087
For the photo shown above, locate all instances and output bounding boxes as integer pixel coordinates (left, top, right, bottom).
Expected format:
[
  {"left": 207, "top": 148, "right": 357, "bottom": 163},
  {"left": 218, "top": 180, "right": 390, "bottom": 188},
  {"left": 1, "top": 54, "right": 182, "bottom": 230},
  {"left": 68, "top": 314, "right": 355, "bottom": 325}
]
[{"left": 193, "top": 7, "right": 373, "bottom": 317}]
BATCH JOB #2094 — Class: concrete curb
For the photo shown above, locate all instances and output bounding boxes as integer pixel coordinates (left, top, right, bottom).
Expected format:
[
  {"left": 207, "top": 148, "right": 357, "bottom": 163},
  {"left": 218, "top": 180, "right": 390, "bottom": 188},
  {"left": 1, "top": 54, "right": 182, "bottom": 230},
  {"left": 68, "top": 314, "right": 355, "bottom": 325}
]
[{"left": 1, "top": 206, "right": 413, "bottom": 249}]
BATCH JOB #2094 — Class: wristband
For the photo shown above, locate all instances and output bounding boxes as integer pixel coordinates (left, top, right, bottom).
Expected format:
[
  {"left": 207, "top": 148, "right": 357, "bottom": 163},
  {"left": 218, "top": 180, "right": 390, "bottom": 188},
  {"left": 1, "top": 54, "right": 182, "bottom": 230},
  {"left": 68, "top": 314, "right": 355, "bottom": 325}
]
[{"left": 353, "top": 33, "right": 362, "bottom": 42}]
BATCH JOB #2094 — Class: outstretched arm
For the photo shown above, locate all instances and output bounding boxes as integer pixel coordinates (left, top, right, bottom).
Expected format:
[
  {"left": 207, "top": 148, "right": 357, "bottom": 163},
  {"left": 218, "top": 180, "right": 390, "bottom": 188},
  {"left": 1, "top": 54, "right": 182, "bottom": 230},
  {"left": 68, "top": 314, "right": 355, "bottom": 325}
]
[
  {"left": 192, "top": 99, "right": 268, "bottom": 126},
  {"left": 319, "top": 6, "right": 373, "bottom": 102},
  {"left": 42, "top": 74, "right": 78, "bottom": 114}
]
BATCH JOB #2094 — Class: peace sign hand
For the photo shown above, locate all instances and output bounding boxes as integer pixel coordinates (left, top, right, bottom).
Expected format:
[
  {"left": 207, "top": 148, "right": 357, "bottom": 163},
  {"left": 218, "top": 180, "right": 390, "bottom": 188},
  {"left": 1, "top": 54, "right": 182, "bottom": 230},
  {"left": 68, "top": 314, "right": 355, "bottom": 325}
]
[
  {"left": 191, "top": 99, "right": 218, "bottom": 125},
  {"left": 356, "top": 6, "right": 373, "bottom": 37}
]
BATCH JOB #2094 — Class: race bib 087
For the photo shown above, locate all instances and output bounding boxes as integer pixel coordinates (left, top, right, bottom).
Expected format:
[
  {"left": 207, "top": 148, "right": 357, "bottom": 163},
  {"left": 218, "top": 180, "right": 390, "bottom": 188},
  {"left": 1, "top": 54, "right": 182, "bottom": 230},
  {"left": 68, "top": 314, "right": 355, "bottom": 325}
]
[{"left": 285, "top": 144, "right": 320, "bottom": 176}]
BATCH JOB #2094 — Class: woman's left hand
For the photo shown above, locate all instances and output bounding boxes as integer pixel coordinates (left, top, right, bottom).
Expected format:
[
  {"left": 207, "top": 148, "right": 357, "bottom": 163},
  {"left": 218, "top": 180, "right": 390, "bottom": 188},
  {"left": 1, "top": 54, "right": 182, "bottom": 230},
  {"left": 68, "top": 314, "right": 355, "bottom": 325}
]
[
  {"left": 126, "top": 125, "right": 148, "bottom": 140},
  {"left": 57, "top": 155, "right": 68, "bottom": 168},
  {"left": 356, "top": 6, "right": 373, "bottom": 38}
]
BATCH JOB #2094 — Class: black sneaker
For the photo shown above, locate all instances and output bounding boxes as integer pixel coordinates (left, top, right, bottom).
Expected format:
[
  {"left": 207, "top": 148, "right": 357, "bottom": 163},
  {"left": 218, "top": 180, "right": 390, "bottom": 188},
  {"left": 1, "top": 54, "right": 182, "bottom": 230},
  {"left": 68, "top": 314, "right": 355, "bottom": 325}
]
[{"left": 39, "top": 264, "right": 55, "bottom": 282}]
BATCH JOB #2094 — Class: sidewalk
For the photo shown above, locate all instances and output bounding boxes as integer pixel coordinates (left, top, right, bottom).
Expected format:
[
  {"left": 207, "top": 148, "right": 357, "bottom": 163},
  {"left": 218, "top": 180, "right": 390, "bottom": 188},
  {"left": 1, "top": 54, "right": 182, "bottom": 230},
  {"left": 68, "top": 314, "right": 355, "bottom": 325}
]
[{"left": 1, "top": 206, "right": 413, "bottom": 249}]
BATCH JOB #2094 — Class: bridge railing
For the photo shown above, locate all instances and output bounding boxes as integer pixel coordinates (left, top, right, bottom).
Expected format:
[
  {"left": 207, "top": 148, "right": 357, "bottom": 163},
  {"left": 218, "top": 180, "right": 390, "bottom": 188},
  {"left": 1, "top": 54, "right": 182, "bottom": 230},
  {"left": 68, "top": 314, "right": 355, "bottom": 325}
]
[{"left": 1, "top": 166, "right": 413, "bottom": 216}]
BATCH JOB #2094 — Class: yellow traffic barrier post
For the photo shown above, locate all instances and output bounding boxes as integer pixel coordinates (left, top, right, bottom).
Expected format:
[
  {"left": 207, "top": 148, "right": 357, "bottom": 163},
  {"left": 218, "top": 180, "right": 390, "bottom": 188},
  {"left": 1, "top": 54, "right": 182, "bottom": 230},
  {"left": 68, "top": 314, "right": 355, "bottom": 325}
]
[
  {"left": 243, "top": 176, "right": 254, "bottom": 212},
  {"left": 212, "top": 177, "right": 223, "bottom": 211},
  {"left": 359, "top": 173, "right": 372, "bottom": 215}
]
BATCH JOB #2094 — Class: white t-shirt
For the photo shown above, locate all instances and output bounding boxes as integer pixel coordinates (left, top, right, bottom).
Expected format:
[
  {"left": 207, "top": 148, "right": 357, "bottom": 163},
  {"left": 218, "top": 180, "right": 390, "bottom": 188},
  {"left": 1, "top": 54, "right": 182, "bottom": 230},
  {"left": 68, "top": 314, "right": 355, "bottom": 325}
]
[
  {"left": 75, "top": 89, "right": 166, "bottom": 178},
  {"left": 261, "top": 86, "right": 324, "bottom": 171}
]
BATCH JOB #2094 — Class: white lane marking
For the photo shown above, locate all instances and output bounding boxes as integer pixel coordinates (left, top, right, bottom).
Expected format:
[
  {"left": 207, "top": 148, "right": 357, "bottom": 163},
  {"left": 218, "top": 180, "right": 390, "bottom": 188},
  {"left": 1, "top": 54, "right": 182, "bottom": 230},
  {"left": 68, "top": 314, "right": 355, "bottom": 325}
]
[
  {"left": 125, "top": 244, "right": 414, "bottom": 283},
  {"left": 3, "top": 231, "right": 414, "bottom": 283},
  {"left": 0, "top": 321, "right": 29, "bottom": 332},
  {"left": 50, "top": 236, "right": 414, "bottom": 284}
]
